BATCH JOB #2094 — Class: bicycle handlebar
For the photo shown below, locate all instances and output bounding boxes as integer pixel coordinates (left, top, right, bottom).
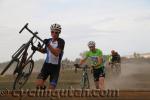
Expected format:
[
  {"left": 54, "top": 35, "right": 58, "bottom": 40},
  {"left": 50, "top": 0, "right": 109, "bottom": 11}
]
[
  {"left": 74, "top": 64, "right": 91, "bottom": 73},
  {"left": 74, "top": 64, "right": 80, "bottom": 68},
  {"left": 74, "top": 64, "right": 89, "bottom": 68},
  {"left": 19, "top": 23, "right": 28, "bottom": 33},
  {"left": 19, "top": 23, "right": 44, "bottom": 42}
]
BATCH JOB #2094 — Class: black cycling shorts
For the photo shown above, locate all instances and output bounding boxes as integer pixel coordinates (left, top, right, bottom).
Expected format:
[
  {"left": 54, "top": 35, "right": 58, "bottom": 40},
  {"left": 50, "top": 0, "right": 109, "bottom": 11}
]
[
  {"left": 37, "top": 63, "right": 60, "bottom": 87},
  {"left": 93, "top": 67, "right": 105, "bottom": 81}
]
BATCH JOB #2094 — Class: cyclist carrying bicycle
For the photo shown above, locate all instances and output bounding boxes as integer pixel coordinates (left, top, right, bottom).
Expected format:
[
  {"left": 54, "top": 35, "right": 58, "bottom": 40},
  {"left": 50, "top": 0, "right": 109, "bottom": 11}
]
[
  {"left": 79, "top": 41, "right": 105, "bottom": 90},
  {"left": 32, "top": 23, "right": 65, "bottom": 90}
]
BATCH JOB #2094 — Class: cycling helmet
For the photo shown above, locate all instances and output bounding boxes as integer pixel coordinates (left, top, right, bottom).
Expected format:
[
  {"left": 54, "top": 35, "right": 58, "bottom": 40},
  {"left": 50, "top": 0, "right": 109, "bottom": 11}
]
[
  {"left": 50, "top": 23, "right": 61, "bottom": 33},
  {"left": 88, "top": 41, "right": 95, "bottom": 47}
]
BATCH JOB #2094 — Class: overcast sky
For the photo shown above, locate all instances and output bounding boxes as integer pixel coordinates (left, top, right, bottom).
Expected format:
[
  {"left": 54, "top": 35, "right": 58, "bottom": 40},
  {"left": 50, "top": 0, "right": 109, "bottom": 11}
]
[{"left": 0, "top": 0, "right": 150, "bottom": 62}]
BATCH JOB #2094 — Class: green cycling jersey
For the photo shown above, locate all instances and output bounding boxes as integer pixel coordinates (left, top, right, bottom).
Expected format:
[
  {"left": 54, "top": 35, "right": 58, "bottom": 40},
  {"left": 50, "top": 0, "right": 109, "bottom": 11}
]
[{"left": 85, "top": 48, "right": 104, "bottom": 69}]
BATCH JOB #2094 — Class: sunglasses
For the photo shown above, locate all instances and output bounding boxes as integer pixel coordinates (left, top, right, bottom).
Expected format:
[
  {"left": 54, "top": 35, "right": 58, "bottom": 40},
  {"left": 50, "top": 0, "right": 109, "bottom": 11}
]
[
  {"left": 89, "top": 46, "right": 94, "bottom": 48},
  {"left": 51, "top": 31, "right": 60, "bottom": 34}
]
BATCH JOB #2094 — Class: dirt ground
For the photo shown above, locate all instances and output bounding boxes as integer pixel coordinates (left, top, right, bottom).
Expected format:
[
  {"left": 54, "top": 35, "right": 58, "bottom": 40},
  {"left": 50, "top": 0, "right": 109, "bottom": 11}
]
[
  {"left": 0, "top": 58, "right": 150, "bottom": 100},
  {"left": 105, "top": 59, "right": 150, "bottom": 90}
]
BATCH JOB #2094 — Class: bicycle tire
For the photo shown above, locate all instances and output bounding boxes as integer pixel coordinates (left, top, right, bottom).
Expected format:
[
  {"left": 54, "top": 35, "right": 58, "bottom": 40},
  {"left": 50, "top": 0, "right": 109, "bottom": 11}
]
[
  {"left": 80, "top": 76, "right": 85, "bottom": 89},
  {"left": 116, "top": 64, "right": 121, "bottom": 75},
  {"left": 84, "top": 74, "right": 90, "bottom": 89},
  {"left": 111, "top": 63, "right": 121, "bottom": 77},
  {"left": 80, "top": 74, "right": 90, "bottom": 89},
  {"left": 13, "top": 60, "right": 34, "bottom": 90}
]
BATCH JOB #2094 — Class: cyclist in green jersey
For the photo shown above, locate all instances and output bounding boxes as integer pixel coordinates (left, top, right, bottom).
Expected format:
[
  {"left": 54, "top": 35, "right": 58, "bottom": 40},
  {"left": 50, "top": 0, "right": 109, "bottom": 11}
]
[{"left": 79, "top": 41, "right": 105, "bottom": 90}]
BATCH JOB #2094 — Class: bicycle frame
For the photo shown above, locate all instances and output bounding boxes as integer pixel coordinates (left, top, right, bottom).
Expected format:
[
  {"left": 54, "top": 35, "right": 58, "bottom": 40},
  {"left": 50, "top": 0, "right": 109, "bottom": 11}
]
[
  {"left": 74, "top": 64, "right": 90, "bottom": 89},
  {"left": 82, "top": 65, "right": 88, "bottom": 76},
  {"left": 0, "top": 23, "right": 46, "bottom": 90},
  {"left": 110, "top": 62, "right": 120, "bottom": 68},
  {"left": 109, "top": 61, "right": 121, "bottom": 76},
  {"left": 0, "top": 23, "right": 44, "bottom": 75},
  {"left": 13, "top": 37, "right": 34, "bottom": 59}
]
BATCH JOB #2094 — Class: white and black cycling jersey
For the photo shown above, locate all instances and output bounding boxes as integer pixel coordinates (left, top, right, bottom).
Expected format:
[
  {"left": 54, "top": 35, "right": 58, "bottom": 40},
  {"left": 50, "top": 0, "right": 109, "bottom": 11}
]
[{"left": 45, "top": 38, "right": 65, "bottom": 65}]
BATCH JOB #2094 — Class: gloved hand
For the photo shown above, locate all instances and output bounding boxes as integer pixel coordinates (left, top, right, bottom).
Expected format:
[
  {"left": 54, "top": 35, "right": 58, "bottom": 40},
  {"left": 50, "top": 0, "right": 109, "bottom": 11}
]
[
  {"left": 74, "top": 64, "right": 80, "bottom": 68},
  {"left": 37, "top": 42, "right": 42, "bottom": 48},
  {"left": 43, "top": 39, "right": 49, "bottom": 46},
  {"left": 31, "top": 45, "right": 38, "bottom": 51},
  {"left": 74, "top": 64, "right": 80, "bottom": 73}
]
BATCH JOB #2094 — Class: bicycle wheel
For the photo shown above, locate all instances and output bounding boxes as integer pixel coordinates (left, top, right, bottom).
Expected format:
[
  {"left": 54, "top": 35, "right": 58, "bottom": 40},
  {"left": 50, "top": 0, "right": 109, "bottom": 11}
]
[
  {"left": 13, "top": 60, "right": 34, "bottom": 90},
  {"left": 80, "top": 74, "right": 90, "bottom": 89},
  {"left": 111, "top": 64, "right": 115, "bottom": 74},
  {"left": 116, "top": 64, "right": 121, "bottom": 75},
  {"left": 84, "top": 74, "right": 90, "bottom": 89}
]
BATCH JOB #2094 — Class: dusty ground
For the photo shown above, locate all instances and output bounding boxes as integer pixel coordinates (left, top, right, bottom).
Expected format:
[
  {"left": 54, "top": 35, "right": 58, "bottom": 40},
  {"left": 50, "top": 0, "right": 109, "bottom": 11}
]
[
  {"left": 105, "top": 59, "right": 150, "bottom": 90},
  {"left": 0, "top": 58, "right": 150, "bottom": 99}
]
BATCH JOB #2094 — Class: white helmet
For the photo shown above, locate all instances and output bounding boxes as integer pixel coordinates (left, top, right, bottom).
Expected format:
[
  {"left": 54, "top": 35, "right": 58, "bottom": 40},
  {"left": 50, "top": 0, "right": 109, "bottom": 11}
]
[
  {"left": 88, "top": 41, "right": 95, "bottom": 47},
  {"left": 50, "top": 23, "right": 61, "bottom": 33}
]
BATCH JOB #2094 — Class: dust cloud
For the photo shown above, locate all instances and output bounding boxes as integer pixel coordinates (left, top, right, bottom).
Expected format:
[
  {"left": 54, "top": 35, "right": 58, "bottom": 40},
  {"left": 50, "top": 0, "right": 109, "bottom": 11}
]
[{"left": 105, "top": 59, "right": 150, "bottom": 90}]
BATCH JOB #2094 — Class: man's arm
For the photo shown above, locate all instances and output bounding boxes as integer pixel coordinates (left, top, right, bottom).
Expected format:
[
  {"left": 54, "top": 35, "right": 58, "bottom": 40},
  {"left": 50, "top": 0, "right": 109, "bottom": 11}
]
[
  {"left": 97, "top": 56, "right": 103, "bottom": 65},
  {"left": 108, "top": 55, "right": 112, "bottom": 65},
  {"left": 38, "top": 48, "right": 47, "bottom": 54},
  {"left": 31, "top": 45, "right": 46, "bottom": 54},
  {"left": 47, "top": 45, "right": 61, "bottom": 56},
  {"left": 47, "top": 39, "right": 65, "bottom": 57},
  {"left": 79, "top": 57, "right": 88, "bottom": 65}
]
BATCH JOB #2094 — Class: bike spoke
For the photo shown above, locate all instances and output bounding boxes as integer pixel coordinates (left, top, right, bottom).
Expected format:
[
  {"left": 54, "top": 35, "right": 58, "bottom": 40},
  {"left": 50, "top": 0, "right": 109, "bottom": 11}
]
[{"left": 13, "top": 60, "right": 34, "bottom": 90}]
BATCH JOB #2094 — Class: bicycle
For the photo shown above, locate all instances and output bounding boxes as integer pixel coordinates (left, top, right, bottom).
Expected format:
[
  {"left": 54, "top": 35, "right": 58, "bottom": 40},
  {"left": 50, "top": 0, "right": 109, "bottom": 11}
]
[
  {"left": 74, "top": 64, "right": 90, "bottom": 89},
  {"left": 110, "top": 61, "right": 121, "bottom": 76},
  {"left": 0, "top": 23, "right": 44, "bottom": 90}
]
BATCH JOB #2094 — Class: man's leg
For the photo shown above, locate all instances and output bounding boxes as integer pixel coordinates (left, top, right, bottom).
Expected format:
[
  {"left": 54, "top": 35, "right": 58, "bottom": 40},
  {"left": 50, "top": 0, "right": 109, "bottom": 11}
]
[
  {"left": 94, "top": 81, "right": 99, "bottom": 89},
  {"left": 49, "top": 64, "right": 60, "bottom": 90},
  {"left": 49, "top": 80, "right": 57, "bottom": 90},
  {"left": 36, "top": 79, "right": 46, "bottom": 89},
  {"left": 99, "top": 76, "right": 105, "bottom": 90},
  {"left": 93, "top": 67, "right": 105, "bottom": 90},
  {"left": 36, "top": 63, "right": 49, "bottom": 89},
  {"left": 93, "top": 69, "right": 100, "bottom": 89},
  {"left": 94, "top": 76, "right": 105, "bottom": 90}
]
